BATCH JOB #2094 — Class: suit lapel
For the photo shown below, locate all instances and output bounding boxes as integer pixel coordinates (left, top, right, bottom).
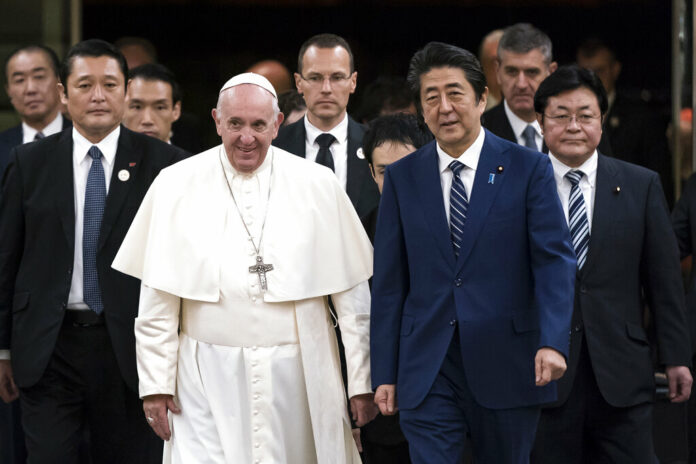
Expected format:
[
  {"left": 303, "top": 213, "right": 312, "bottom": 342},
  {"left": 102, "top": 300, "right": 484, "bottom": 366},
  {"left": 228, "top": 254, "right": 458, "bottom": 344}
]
[
  {"left": 288, "top": 119, "right": 307, "bottom": 158},
  {"left": 98, "top": 128, "right": 143, "bottom": 251},
  {"left": 54, "top": 131, "right": 75, "bottom": 250},
  {"left": 455, "top": 131, "right": 509, "bottom": 274},
  {"left": 345, "top": 117, "right": 366, "bottom": 207},
  {"left": 579, "top": 154, "right": 619, "bottom": 276},
  {"left": 413, "top": 143, "right": 456, "bottom": 270}
]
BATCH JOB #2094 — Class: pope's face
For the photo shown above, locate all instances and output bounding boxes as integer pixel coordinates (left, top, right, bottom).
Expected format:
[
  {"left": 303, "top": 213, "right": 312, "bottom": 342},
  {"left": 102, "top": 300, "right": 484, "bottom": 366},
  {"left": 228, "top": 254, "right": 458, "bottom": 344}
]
[
  {"left": 60, "top": 55, "right": 126, "bottom": 143},
  {"left": 212, "top": 84, "right": 284, "bottom": 173},
  {"left": 538, "top": 87, "right": 603, "bottom": 168},
  {"left": 5, "top": 50, "right": 61, "bottom": 125}
]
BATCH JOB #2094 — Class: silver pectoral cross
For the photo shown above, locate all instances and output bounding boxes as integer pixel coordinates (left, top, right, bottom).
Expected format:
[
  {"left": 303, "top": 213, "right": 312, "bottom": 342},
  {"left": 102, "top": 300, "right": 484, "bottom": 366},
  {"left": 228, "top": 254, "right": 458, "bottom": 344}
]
[{"left": 249, "top": 255, "right": 274, "bottom": 291}]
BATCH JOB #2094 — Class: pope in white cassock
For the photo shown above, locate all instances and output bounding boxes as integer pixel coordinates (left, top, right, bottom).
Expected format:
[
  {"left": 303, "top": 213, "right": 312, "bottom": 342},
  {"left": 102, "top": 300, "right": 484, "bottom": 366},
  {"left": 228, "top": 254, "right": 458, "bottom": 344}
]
[{"left": 112, "top": 73, "right": 376, "bottom": 464}]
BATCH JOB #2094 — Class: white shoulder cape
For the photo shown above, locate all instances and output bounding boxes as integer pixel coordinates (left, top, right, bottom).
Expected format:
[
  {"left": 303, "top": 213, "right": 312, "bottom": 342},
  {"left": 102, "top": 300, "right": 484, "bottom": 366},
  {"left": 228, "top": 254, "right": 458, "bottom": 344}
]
[{"left": 112, "top": 145, "right": 373, "bottom": 302}]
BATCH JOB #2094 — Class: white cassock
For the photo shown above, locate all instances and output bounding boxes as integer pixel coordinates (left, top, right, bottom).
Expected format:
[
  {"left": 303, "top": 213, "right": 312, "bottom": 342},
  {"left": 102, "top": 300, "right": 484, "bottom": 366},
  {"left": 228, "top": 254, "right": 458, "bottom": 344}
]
[{"left": 112, "top": 145, "right": 373, "bottom": 464}]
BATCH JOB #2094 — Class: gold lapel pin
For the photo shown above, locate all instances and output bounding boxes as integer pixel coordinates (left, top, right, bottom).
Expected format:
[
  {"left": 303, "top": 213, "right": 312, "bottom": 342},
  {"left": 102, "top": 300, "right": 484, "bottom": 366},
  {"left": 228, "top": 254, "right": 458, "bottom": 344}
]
[
  {"left": 497, "top": 165, "right": 504, "bottom": 173},
  {"left": 614, "top": 186, "right": 621, "bottom": 193}
]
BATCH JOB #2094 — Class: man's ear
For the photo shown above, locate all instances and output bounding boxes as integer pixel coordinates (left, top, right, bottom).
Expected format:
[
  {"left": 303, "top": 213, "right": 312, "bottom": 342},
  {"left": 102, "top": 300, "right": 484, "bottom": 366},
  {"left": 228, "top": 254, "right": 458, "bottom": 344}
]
[
  {"left": 172, "top": 101, "right": 182, "bottom": 122},
  {"left": 58, "top": 83, "right": 68, "bottom": 105}
]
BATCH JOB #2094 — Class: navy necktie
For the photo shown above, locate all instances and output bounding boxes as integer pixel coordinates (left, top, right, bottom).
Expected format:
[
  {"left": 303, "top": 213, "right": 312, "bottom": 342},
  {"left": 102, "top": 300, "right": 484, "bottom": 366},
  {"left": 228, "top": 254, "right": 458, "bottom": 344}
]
[
  {"left": 83, "top": 146, "right": 106, "bottom": 313},
  {"left": 448, "top": 160, "right": 469, "bottom": 258},
  {"left": 522, "top": 125, "right": 537, "bottom": 150},
  {"left": 315, "top": 133, "right": 336, "bottom": 172},
  {"left": 565, "top": 170, "right": 590, "bottom": 269},
  {"left": 34, "top": 132, "right": 45, "bottom": 141}
]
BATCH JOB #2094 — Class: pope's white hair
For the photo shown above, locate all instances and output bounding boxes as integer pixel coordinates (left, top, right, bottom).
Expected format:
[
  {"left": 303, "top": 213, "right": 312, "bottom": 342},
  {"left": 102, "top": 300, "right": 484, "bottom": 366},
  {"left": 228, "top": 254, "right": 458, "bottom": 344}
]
[{"left": 216, "top": 84, "right": 280, "bottom": 119}]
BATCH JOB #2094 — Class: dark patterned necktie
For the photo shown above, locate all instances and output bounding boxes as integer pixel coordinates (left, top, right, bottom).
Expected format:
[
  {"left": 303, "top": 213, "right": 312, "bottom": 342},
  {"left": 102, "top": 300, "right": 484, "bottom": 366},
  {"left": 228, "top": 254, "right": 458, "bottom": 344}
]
[
  {"left": 565, "top": 170, "right": 590, "bottom": 269},
  {"left": 315, "top": 133, "right": 336, "bottom": 172},
  {"left": 448, "top": 160, "right": 469, "bottom": 258},
  {"left": 83, "top": 146, "right": 106, "bottom": 313}
]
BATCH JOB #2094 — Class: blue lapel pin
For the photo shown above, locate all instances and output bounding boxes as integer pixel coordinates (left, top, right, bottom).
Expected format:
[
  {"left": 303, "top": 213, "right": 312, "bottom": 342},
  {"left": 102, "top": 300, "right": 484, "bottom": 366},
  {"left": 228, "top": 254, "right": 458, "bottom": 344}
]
[{"left": 488, "top": 173, "right": 495, "bottom": 184}]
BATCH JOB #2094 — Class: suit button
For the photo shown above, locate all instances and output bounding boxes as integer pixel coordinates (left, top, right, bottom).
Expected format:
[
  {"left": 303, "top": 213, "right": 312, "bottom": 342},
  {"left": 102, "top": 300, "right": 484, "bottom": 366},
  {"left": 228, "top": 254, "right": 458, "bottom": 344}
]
[
  {"left": 580, "top": 285, "right": 587, "bottom": 294},
  {"left": 449, "top": 320, "right": 456, "bottom": 326},
  {"left": 454, "top": 279, "right": 462, "bottom": 287},
  {"left": 574, "top": 325, "right": 582, "bottom": 332}
]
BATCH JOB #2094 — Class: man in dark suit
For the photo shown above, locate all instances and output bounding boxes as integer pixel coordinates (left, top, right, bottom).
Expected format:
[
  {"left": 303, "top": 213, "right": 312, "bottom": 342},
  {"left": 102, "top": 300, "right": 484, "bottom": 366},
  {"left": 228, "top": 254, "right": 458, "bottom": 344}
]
[
  {"left": 531, "top": 65, "right": 692, "bottom": 464},
  {"left": 273, "top": 33, "right": 379, "bottom": 226},
  {"left": 481, "top": 23, "right": 557, "bottom": 154},
  {"left": 0, "top": 43, "right": 71, "bottom": 464},
  {"left": 577, "top": 38, "right": 674, "bottom": 206},
  {"left": 0, "top": 39, "right": 187, "bottom": 463},
  {"left": 370, "top": 41, "right": 576, "bottom": 464},
  {"left": 0, "top": 45, "right": 70, "bottom": 180}
]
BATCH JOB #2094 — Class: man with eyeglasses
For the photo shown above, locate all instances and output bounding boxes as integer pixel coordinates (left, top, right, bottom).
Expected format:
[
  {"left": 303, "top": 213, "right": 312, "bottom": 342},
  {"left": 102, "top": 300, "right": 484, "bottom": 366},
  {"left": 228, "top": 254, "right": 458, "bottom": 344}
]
[
  {"left": 530, "top": 65, "right": 692, "bottom": 464},
  {"left": 482, "top": 23, "right": 557, "bottom": 153},
  {"left": 273, "top": 33, "right": 379, "bottom": 230}
]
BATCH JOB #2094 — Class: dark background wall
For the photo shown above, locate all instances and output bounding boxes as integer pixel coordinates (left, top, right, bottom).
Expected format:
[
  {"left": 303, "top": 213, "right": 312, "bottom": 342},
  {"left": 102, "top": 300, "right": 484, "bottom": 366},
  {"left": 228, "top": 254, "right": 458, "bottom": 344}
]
[{"left": 79, "top": 1, "right": 669, "bottom": 146}]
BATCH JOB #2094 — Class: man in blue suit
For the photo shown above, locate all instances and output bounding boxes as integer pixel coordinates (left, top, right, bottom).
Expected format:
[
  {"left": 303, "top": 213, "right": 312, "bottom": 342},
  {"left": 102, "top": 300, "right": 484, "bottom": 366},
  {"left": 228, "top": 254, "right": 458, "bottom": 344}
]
[{"left": 370, "top": 42, "right": 576, "bottom": 463}]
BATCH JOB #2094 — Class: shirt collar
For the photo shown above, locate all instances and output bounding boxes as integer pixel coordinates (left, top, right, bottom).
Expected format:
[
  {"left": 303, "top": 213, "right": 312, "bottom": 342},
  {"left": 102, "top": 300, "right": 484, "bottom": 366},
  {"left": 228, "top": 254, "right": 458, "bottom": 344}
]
[
  {"left": 548, "top": 150, "right": 598, "bottom": 188},
  {"left": 436, "top": 126, "right": 486, "bottom": 174},
  {"left": 72, "top": 125, "right": 120, "bottom": 168},
  {"left": 304, "top": 113, "right": 348, "bottom": 146},
  {"left": 503, "top": 100, "right": 542, "bottom": 140},
  {"left": 22, "top": 112, "right": 64, "bottom": 142}
]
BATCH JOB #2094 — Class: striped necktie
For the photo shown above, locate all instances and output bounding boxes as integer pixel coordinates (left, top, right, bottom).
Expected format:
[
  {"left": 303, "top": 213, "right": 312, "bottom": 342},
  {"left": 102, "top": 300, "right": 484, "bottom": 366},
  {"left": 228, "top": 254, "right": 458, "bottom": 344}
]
[
  {"left": 83, "top": 146, "right": 106, "bottom": 313},
  {"left": 565, "top": 170, "right": 590, "bottom": 269},
  {"left": 448, "top": 160, "right": 469, "bottom": 258}
]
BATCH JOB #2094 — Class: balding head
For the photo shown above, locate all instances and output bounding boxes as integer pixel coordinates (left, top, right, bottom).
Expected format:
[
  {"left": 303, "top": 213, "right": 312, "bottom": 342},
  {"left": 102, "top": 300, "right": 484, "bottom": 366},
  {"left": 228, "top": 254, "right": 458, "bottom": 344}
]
[{"left": 246, "top": 60, "right": 292, "bottom": 94}]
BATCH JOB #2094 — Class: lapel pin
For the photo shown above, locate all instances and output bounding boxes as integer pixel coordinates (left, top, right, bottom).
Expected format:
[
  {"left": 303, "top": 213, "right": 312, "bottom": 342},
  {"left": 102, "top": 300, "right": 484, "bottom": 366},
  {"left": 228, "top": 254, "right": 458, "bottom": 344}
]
[
  {"left": 356, "top": 147, "right": 365, "bottom": 160},
  {"left": 614, "top": 186, "right": 621, "bottom": 194},
  {"left": 128, "top": 162, "right": 137, "bottom": 167},
  {"left": 488, "top": 173, "right": 496, "bottom": 184},
  {"left": 118, "top": 169, "right": 130, "bottom": 182},
  {"left": 497, "top": 165, "right": 504, "bottom": 173}
]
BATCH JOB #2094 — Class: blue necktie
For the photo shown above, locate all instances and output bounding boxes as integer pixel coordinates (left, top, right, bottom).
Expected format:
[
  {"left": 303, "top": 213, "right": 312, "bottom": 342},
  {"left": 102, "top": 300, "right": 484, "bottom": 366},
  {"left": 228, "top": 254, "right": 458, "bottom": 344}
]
[
  {"left": 449, "top": 160, "right": 469, "bottom": 258},
  {"left": 522, "top": 125, "right": 537, "bottom": 150},
  {"left": 565, "top": 170, "right": 590, "bottom": 269},
  {"left": 83, "top": 146, "right": 106, "bottom": 314}
]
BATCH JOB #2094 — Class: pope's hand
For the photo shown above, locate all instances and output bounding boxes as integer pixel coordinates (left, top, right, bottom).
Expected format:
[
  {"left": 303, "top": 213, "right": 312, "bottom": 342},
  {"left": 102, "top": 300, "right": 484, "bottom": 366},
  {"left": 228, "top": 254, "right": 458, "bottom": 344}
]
[
  {"left": 665, "top": 365, "right": 693, "bottom": 403},
  {"left": 374, "top": 384, "right": 397, "bottom": 416},
  {"left": 350, "top": 393, "right": 378, "bottom": 427},
  {"left": 351, "top": 428, "right": 363, "bottom": 453},
  {"left": 535, "top": 347, "right": 567, "bottom": 386},
  {"left": 0, "top": 360, "right": 19, "bottom": 403},
  {"left": 143, "top": 394, "right": 181, "bottom": 441}
]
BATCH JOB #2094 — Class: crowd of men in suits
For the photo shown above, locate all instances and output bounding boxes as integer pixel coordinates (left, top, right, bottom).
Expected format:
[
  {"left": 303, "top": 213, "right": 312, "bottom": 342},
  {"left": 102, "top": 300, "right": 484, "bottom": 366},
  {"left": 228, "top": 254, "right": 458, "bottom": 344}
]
[{"left": 0, "top": 21, "right": 693, "bottom": 464}]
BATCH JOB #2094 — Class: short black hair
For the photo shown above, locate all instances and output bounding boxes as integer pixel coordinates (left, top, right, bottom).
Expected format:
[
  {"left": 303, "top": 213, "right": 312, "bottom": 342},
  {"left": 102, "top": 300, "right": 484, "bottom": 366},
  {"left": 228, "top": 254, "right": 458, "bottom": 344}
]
[
  {"left": 114, "top": 36, "right": 158, "bottom": 63},
  {"left": 128, "top": 63, "right": 181, "bottom": 104},
  {"left": 4, "top": 44, "right": 60, "bottom": 80},
  {"left": 534, "top": 64, "right": 608, "bottom": 117},
  {"left": 278, "top": 89, "right": 306, "bottom": 120},
  {"left": 577, "top": 37, "right": 617, "bottom": 62},
  {"left": 60, "top": 39, "right": 128, "bottom": 95},
  {"left": 498, "top": 23, "right": 554, "bottom": 65},
  {"left": 406, "top": 41, "right": 487, "bottom": 113},
  {"left": 297, "top": 33, "right": 354, "bottom": 74},
  {"left": 363, "top": 113, "right": 433, "bottom": 166},
  {"left": 355, "top": 76, "right": 413, "bottom": 124}
]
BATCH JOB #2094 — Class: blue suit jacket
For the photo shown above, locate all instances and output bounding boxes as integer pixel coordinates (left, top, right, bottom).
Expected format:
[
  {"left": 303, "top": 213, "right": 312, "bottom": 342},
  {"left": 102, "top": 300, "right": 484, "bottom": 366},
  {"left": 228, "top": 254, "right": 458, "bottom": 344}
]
[{"left": 370, "top": 129, "right": 576, "bottom": 410}]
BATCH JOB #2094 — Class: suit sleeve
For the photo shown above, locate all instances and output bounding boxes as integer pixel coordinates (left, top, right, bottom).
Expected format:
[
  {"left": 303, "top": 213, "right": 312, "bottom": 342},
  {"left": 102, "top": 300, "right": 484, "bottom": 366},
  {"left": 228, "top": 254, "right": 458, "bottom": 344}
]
[
  {"left": 672, "top": 173, "right": 696, "bottom": 260},
  {"left": 0, "top": 149, "right": 25, "bottom": 352},
  {"left": 642, "top": 173, "right": 692, "bottom": 367},
  {"left": 370, "top": 168, "right": 409, "bottom": 388},
  {"left": 526, "top": 155, "right": 576, "bottom": 357}
]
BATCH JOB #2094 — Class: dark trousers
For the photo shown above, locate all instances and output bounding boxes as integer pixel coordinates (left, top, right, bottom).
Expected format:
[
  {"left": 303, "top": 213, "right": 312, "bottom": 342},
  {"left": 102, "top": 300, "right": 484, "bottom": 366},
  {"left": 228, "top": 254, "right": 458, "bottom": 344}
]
[
  {"left": 399, "top": 332, "right": 540, "bottom": 464},
  {"left": 19, "top": 316, "right": 162, "bottom": 464},
  {"left": 0, "top": 399, "right": 27, "bottom": 464},
  {"left": 531, "top": 337, "right": 655, "bottom": 464}
]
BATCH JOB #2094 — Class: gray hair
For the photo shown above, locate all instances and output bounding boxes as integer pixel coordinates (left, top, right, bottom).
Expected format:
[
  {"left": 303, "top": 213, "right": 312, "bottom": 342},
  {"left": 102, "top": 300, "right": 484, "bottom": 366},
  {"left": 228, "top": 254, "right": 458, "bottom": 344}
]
[{"left": 498, "top": 23, "right": 553, "bottom": 65}]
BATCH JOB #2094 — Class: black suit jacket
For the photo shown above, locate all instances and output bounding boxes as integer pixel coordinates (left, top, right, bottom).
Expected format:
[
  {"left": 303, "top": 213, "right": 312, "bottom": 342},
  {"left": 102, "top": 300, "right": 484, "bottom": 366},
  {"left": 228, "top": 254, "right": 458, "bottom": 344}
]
[
  {"left": 671, "top": 172, "right": 696, "bottom": 357},
  {"left": 0, "top": 118, "right": 72, "bottom": 182},
  {"left": 552, "top": 154, "right": 691, "bottom": 408},
  {"left": 272, "top": 115, "right": 380, "bottom": 223},
  {"left": 481, "top": 102, "right": 548, "bottom": 153},
  {"left": 598, "top": 93, "right": 674, "bottom": 206},
  {"left": 0, "top": 126, "right": 187, "bottom": 392}
]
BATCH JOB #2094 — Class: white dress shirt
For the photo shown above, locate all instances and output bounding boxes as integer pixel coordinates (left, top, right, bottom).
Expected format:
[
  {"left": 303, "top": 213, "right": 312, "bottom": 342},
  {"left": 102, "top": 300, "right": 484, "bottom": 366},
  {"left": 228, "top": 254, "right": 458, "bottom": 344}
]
[
  {"left": 436, "top": 127, "right": 485, "bottom": 223},
  {"left": 67, "top": 126, "right": 119, "bottom": 309},
  {"left": 548, "top": 150, "right": 598, "bottom": 232},
  {"left": 22, "top": 112, "right": 64, "bottom": 144},
  {"left": 304, "top": 113, "right": 349, "bottom": 190},
  {"left": 504, "top": 100, "right": 543, "bottom": 151}
]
